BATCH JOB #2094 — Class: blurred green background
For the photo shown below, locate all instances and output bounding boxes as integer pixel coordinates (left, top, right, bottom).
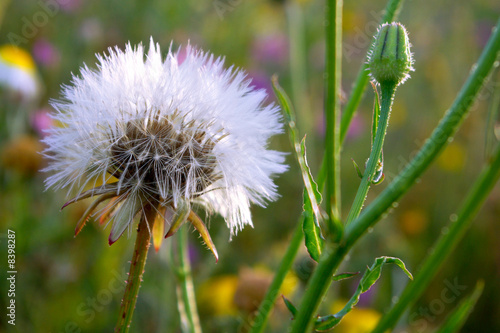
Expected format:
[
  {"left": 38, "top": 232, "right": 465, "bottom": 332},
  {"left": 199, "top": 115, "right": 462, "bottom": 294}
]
[{"left": 0, "top": 0, "right": 499, "bottom": 332}]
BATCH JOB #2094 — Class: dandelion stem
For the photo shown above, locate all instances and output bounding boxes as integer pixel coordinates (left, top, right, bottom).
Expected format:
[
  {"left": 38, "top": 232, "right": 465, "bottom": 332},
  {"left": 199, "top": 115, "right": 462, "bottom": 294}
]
[
  {"left": 175, "top": 226, "right": 202, "bottom": 333},
  {"left": 345, "top": 82, "right": 396, "bottom": 225},
  {"left": 115, "top": 204, "right": 156, "bottom": 333}
]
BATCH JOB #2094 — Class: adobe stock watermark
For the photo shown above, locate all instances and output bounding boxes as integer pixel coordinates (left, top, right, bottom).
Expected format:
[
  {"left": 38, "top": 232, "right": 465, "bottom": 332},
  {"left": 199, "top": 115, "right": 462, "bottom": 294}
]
[
  {"left": 213, "top": 0, "right": 244, "bottom": 21},
  {"left": 7, "top": 0, "right": 72, "bottom": 46},
  {"left": 344, "top": 10, "right": 385, "bottom": 63},
  {"left": 404, "top": 277, "right": 467, "bottom": 333},
  {"left": 56, "top": 268, "right": 128, "bottom": 333}
]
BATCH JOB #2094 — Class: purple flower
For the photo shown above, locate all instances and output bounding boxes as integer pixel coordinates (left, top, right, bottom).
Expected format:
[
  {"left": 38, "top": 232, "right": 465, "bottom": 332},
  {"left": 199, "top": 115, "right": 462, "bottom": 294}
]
[
  {"left": 32, "top": 109, "right": 54, "bottom": 138},
  {"left": 252, "top": 34, "right": 288, "bottom": 65},
  {"left": 33, "top": 39, "right": 60, "bottom": 67}
]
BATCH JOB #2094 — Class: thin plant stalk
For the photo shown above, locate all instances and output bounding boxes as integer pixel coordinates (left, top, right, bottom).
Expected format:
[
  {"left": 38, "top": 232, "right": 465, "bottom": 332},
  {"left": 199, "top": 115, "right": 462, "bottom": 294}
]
[
  {"left": 324, "top": 0, "right": 343, "bottom": 226},
  {"left": 175, "top": 226, "right": 202, "bottom": 333},
  {"left": 372, "top": 142, "right": 500, "bottom": 332},
  {"left": 344, "top": 18, "right": 500, "bottom": 247},
  {"left": 289, "top": 18, "right": 500, "bottom": 332},
  {"left": 115, "top": 204, "right": 156, "bottom": 333},
  {"left": 345, "top": 82, "right": 396, "bottom": 225},
  {"left": 339, "top": 0, "right": 405, "bottom": 143},
  {"left": 248, "top": 222, "right": 304, "bottom": 333},
  {"left": 317, "top": 0, "right": 405, "bottom": 191},
  {"left": 286, "top": 2, "right": 312, "bottom": 132},
  {"left": 289, "top": 242, "right": 349, "bottom": 333}
]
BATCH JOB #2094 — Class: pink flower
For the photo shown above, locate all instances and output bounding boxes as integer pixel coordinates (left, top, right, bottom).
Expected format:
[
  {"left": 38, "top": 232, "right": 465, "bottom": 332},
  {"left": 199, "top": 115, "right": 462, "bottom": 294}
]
[
  {"left": 252, "top": 34, "right": 288, "bottom": 65},
  {"left": 33, "top": 39, "right": 60, "bottom": 67}
]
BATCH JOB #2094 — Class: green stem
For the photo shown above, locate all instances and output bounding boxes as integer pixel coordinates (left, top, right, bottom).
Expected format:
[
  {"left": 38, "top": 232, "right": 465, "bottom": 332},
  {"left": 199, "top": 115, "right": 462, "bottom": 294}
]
[
  {"left": 339, "top": 0, "right": 404, "bottom": 144},
  {"left": 288, "top": 81, "right": 395, "bottom": 332},
  {"left": 248, "top": 222, "right": 304, "bottom": 333},
  {"left": 289, "top": 243, "right": 349, "bottom": 333},
  {"left": 317, "top": 0, "right": 405, "bottom": 192},
  {"left": 346, "top": 83, "right": 396, "bottom": 225},
  {"left": 115, "top": 204, "right": 156, "bottom": 333},
  {"left": 372, "top": 143, "right": 500, "bottom": 332},
  {"left": 344, "top": 17, "right": 500, "bottom": 249},
  {"left": 324, "top": 0, "right": 343, "bottom": 225},
  {"left": 175, "top": 226, "right": 202, "bottom": 333},
  {"left": 286, "top": 2, "right": 311, "bottom": 132},
  {"left": 288, "top": 17, "right": 500, "bottom": 333}
]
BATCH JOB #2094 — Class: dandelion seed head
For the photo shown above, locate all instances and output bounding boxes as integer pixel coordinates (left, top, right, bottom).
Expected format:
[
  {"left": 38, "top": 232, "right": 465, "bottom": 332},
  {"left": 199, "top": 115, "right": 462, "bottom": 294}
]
[{"left": 44, "top": 38, "right": 287, "bottom": 242}]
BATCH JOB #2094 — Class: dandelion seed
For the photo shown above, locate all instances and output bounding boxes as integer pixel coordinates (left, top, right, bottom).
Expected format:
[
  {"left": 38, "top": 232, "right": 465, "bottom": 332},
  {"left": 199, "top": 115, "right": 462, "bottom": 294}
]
[{"left": 44, "top": 38, "right": 287, "bottom": 256}]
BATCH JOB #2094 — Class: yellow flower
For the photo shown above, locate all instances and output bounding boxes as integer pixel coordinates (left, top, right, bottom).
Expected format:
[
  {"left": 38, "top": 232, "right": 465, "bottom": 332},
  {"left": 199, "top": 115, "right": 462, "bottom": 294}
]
[
  {"left": 197, "top": 275, "right": 239, "bottom": 316},
  {"left": 0, "top": 45, "right": 36, "bottom": 72},
  {"left": 398, "top": 208, "right": 428, "bottom": 237},
  {"left": 437, "top": 142, "right": 466, "bottom": 172},
  {"left": 0, "top": 45, "right": 40, "bottom": 101},
  {"left": 331, "top": 300, "right": 381, "bottom": 333}
]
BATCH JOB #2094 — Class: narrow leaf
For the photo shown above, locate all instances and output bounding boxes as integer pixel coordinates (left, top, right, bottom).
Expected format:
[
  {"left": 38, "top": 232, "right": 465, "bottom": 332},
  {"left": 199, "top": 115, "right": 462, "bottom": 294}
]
[
  {"left": 332, "top": 272, "right": 359, "bottom": 282},
  {"left": 282, "top": 296, "right": 298, "bottom": 317},
  {"left": 352, "top": 158, "right": 363, "bottom": 179},
  {"left": 272, "top": 76, "right": 326, "bottom": 258},
  {"left": 434, "top": 280, "right": 484, "bottom": 333},
  {"left": 313, "top": 256, "right": 412, "bottom": 331},
  {"left": 360, "top": 257, "right": 413, "bottom": 293},
  {"left": 272, "top": 77, "right": 322, "bottom": 212},
  {"left": 302, "top": 193, "right": 323, "bottom": 261}
]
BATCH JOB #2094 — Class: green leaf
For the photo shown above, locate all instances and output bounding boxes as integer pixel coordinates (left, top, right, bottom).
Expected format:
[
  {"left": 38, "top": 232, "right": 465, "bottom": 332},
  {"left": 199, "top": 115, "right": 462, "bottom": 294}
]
[
  {"left": 313, "top": 256, "right": 412, "bottom": 331},
  {"left": 303, "top": 192, "right": 324, "bottom": 261},
  {"left": 360, "top": 257, "right": 412, "bottom": 293},
  {"left": 272, "top": 76, "right": 325, "bottom": 259},
  {"left": 300, "top": 138, "right": 323, "bottom": 210},
  {"left": 434, "top": 280, "right": 484, "bottom": 333},
  {"left": 300, "top": 138, "right": 324, "bottom": 261},
  {"left": 351, "top": 158, "right": 363, "bottom": 179},
  {"left": 282, "top": 295, "right": 298, "bottom": 317},
  {"left": 332, "top": 272, "right": 359, "bottom": 282}
]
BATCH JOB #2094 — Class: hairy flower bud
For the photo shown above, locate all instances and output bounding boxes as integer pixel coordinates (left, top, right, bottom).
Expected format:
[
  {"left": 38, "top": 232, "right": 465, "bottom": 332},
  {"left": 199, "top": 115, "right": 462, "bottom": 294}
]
[{"left": 368, "top": 22, "right": 414, "bottom": 86}]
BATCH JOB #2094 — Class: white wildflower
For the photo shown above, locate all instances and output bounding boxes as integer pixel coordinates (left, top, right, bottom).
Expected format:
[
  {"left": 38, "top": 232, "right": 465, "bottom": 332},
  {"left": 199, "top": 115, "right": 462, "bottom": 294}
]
[{"left": 44, "top": 38, "right": 287, "bottom": 248}]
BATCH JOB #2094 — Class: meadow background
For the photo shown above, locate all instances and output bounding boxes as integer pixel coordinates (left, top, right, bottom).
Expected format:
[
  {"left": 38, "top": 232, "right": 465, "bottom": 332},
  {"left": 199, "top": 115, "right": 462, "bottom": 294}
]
[{"left": 0, "top": 0, "right": 499, "bottom": 332}]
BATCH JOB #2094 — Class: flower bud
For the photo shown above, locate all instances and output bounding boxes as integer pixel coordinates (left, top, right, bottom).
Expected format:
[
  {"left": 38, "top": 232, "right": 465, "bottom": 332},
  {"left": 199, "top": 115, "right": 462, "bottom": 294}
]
[{"left": 368, "top": 22, "right": 414, "bottom": 86}]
